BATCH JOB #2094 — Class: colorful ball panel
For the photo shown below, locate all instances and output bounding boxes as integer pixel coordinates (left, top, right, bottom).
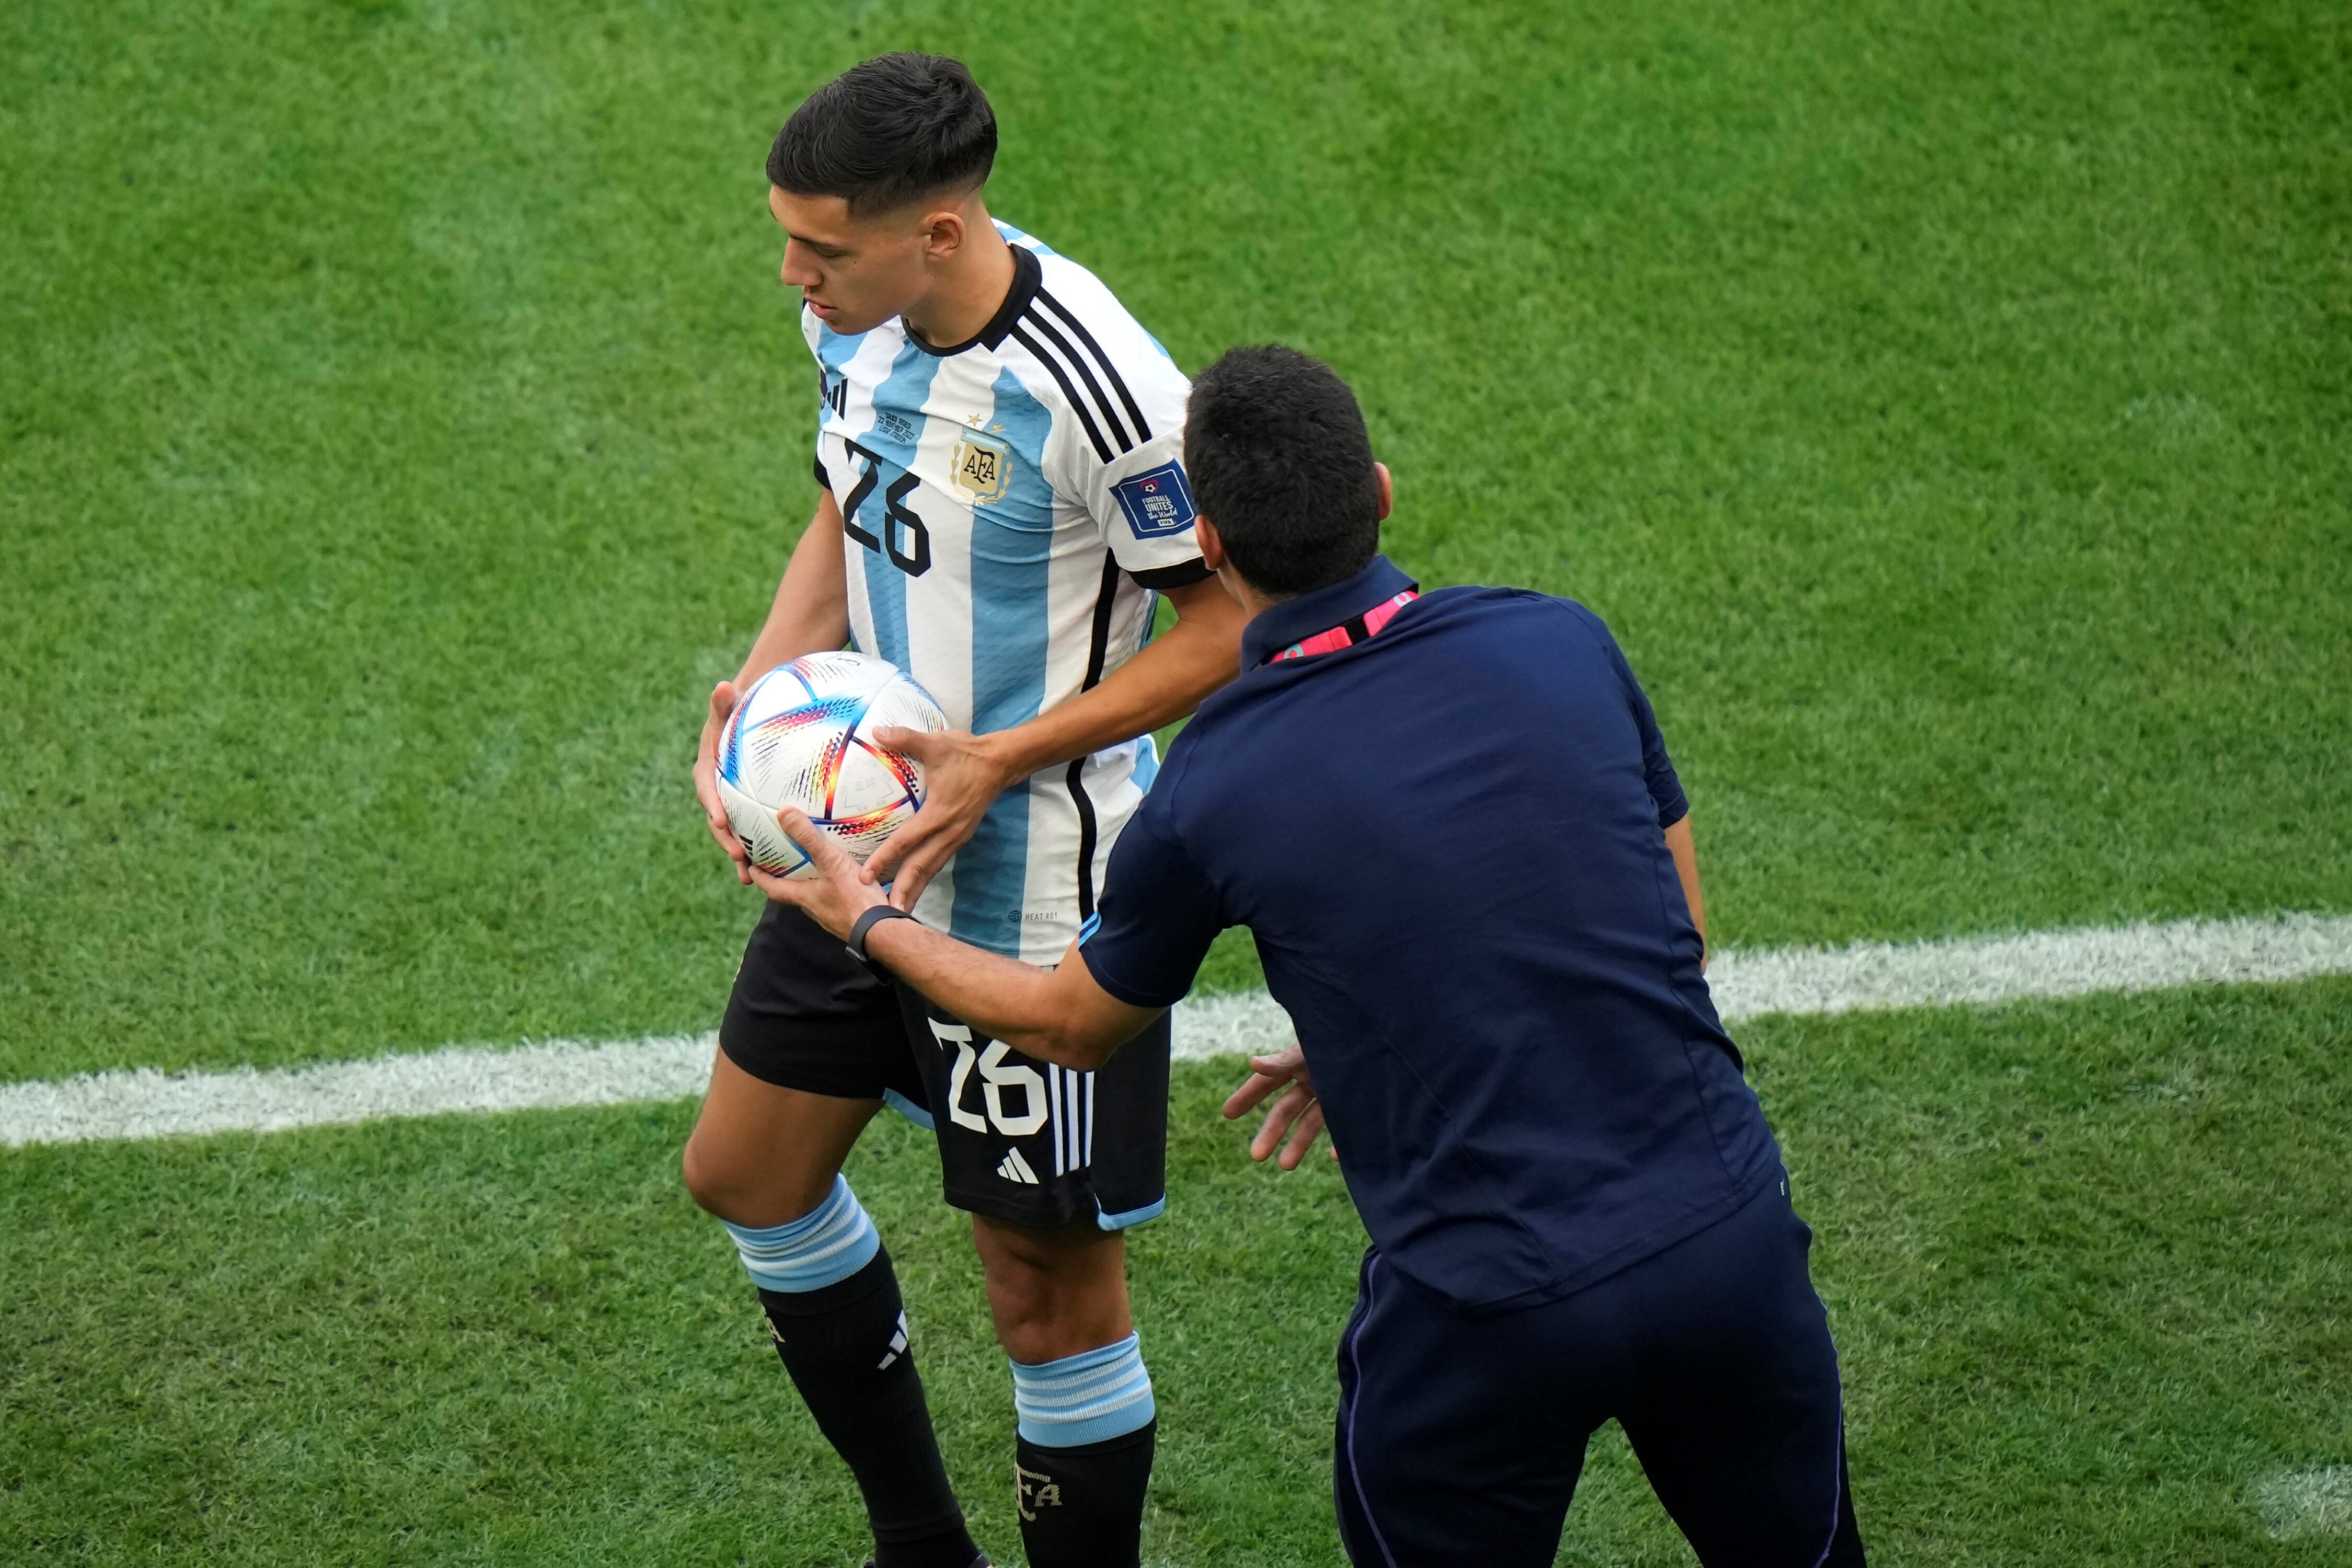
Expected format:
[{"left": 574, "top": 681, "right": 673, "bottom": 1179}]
[{"left": 716, "top": 651, "right": 947, "bottom": 881}]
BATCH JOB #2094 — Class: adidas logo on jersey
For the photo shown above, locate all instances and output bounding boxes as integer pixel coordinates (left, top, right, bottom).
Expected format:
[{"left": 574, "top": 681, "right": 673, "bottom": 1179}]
[{"left": 996, "top": 1148, "right": 1041, "bottom": 1185}]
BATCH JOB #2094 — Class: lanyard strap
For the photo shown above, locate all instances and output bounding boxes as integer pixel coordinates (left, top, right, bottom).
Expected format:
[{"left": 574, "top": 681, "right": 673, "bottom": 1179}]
[{"left": 1270, "top": 589, "right": 1420, "bottom": 664}]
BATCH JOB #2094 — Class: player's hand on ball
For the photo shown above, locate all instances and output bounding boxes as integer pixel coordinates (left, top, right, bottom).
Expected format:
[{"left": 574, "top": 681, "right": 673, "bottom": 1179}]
[
  {"left": 859, "top": 725, "right": 1018, "bottom": 910},
  {"left": 1221, "top": 1042, "right": 1338, "bottom": 1170},
  {"left": 748, "top": 808, "right": 889, "bottom": 938},
  {"left": 694, "top": 680, "right": 752, "bottom": 885}
]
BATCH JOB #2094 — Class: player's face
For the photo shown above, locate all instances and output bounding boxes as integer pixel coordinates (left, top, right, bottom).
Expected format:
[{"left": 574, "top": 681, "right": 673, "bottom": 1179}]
[{"left": 769, "top": 186, "right": 933, "bottom": 337}]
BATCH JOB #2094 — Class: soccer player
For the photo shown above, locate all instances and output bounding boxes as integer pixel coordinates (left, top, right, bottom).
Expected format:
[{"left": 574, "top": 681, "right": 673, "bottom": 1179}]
[
  {"left": 747, "top": 347, "right": 1871, "bottom": 1566},
  {"left": 682, "top": 55, "right": 1248, "bottom": 1568}
]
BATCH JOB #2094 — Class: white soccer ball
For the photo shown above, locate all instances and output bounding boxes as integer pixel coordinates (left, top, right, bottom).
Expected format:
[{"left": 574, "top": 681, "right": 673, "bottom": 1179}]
[{"left": 714, "top": 650, "right": 948, "bottom": 880}]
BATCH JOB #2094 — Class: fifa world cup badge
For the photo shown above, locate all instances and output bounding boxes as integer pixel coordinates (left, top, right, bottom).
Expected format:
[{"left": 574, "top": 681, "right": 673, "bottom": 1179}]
[{"left": 951, "top": 431, "right": 1012, "bottom": 503}]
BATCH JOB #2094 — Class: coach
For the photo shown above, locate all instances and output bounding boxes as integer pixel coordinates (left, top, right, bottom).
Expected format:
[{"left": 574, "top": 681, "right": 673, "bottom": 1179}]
[{"left": 756, "top": 346, "right": 1867, "bottom": 1567}]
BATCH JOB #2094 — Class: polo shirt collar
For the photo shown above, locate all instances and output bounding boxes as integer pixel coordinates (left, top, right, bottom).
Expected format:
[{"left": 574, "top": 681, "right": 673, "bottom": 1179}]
[{"left": 1241, "top": 554, "right": 1420, "bottom": 668}]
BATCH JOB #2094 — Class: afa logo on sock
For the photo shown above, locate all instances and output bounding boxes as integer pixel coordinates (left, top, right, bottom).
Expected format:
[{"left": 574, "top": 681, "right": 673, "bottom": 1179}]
[{"left": 1016, "top": 1461, "right": 1063, "bottom": 1522}]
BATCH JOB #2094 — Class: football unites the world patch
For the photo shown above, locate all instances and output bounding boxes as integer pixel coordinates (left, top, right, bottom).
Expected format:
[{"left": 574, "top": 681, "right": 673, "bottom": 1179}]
[{"left": 1111, "top": 463, "right": 1198, "bottom": 538}]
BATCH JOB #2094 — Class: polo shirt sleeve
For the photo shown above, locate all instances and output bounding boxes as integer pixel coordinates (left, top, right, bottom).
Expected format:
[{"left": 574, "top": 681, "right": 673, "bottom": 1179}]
[
  {"left": 1078, "top": 790, "right": 1226, "bottom": 1009},
  {"left": 1628, "top": 676, "right": 1690, "bottom": 829},
  {"left": 1568, "top": 602, "right": 1690, "bottom": 829}
]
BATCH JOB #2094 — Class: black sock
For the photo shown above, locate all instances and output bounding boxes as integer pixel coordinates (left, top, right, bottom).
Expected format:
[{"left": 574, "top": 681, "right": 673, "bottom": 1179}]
[
  {"left": 1014, "top": 1420, "right": 1156, "bottom": 1568},
  {"left": 759, "top": 1247, "right": 982, "bottom": 1568}
]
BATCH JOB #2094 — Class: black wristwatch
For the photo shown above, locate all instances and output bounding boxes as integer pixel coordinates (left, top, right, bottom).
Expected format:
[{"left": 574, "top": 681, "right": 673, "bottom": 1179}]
[{"left": 846, "top": 905, "right": 916, "bottom": 973}]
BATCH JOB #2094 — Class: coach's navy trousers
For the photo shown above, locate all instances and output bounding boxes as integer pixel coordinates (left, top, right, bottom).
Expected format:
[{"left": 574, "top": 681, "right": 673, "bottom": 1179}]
[{"left": 1333, "top": 1183, "right": 1866, "bottom": 1567}]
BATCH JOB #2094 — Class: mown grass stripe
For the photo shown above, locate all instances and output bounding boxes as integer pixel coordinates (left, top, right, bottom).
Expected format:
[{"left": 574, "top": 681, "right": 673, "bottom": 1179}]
[{"left": 4, "top": 913, "right": 2347, "bottom": 1149}]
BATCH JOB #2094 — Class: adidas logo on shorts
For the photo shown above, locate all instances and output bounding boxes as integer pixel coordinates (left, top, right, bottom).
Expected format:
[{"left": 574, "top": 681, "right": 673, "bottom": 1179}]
[{"left": 996, "top": 1148, "right": 1041, "bottom": 1185}]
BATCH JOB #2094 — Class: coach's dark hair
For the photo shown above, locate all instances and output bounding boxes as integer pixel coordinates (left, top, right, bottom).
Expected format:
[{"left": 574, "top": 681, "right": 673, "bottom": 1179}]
[
  {"left": 767, "top": 53, "right": 997, "bottom": 216},
  {"left": 1184, "top": 347, "right": 1382, "bottom": 598}
]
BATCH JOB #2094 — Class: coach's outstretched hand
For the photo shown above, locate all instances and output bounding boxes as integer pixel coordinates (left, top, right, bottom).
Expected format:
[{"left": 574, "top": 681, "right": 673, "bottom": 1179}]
[
  {"left": 747, "top": 808, "right": 889, "bottom": 940},
  {"left": 1223, "top": 1043, "right": 1339, "bottom": 1170},
  {"left": 859, "top": 725, "right": 1019, "bottom": 911},
  {"left": 693, "top": 681, "right": 752, "bottom": 886}
]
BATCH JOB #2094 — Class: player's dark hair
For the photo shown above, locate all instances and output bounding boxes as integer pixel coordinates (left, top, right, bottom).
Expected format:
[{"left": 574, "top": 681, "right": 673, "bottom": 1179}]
[
  {"left": 767, "top": 53, "right": 997, "bottom": 216},
  {"left": 1184, "top": 346, "right": 1382, "bottom": 598}
]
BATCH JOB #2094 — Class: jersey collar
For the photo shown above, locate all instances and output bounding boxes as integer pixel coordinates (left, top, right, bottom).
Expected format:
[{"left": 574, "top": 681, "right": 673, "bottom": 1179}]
[
  {"left": 1241, "top": 555, "right": 1422, "bottom": 668},
  {"left": 905, "top": 243, "right": 1041, "bottom": 357}
]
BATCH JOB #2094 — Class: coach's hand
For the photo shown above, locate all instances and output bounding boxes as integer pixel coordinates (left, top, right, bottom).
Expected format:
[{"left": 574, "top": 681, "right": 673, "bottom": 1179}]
[
  {"left": 1222, "top": 1043, "right": 1338, "bottom": 1170},
  {"left": 748, "top": 808, "right": 889, "bottom": 940},
  {"left": 694, "top": 681, "right": 753, "bottom": 886},
  {"left": 859, "top": 726, "right": 1020, "bottom": 912}
]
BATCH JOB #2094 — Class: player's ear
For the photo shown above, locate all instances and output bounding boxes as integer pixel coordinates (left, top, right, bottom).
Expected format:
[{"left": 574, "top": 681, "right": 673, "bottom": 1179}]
[
  {"left": 1373, "top": 461, "right": 1393, "bottom": 522},
  {"left": 1195, "top": 515, "right": 1228, "bottom": 572},
  {"left": 918, "top": 203, "right": 966, "bottom": 261}
]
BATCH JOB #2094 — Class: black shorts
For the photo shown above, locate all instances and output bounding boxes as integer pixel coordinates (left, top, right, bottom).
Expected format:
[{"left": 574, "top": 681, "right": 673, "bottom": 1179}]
[{"left": 720, "top": 901, "right": 1170, "bottom": 1231}]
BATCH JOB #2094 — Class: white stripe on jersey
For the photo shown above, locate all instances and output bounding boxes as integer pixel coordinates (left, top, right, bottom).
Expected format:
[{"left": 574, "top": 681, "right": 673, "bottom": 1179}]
[{"left": 805, "top": 224, "right": 1204, "bottom": 964}]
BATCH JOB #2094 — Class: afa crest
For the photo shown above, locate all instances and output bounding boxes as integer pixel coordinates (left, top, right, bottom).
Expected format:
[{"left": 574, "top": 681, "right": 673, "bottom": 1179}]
[{"left": 951, "top": 431, "right": 1013, "bottom": 503}]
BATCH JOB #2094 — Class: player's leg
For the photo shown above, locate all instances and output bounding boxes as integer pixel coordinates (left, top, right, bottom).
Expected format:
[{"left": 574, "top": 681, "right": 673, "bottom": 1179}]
[
  {"left": 902, "top": 993, "right": 1171, "bottom": 1568},
  {"left": 683, "top": 902, "right": 985, "bottom": 1568},
  {"left": 1612, "top": 1184, "right": 1866, "bottom": 1567},
  {"left": 970, "top": 1215, "right": 1157, "bottom": 1567},
  {"left": 1330, "top": 1249, "right": 1604, "bottom": 1567}
]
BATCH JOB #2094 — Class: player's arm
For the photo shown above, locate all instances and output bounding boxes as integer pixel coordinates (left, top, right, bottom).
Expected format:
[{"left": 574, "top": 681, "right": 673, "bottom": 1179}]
[
  {"left": 693, "top": 492, "right": 852, "bottom": 883},
  {"left": 1665, "top": 814, "right": 1707, "bottom": 965},
  {"left": 1585, "top": 602, "right": 1708, "bottom": 966},
  {"left": 755, "top": 808, "right": 1160, "bottom": 1067},
  {"left": 862, "top": 574, "right": 1248, "bottom": 907}
]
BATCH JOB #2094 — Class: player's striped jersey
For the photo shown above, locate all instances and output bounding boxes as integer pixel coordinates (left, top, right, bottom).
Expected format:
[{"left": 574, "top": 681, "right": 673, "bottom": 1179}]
[{"left": 805, "top": 223, "right": 1209, "bottom": 964}]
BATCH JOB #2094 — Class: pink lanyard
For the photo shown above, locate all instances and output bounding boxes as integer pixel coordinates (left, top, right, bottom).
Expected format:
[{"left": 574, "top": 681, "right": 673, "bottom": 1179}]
[{"left": 1269, "top": 590, "right": 1420, "bottom": 663}]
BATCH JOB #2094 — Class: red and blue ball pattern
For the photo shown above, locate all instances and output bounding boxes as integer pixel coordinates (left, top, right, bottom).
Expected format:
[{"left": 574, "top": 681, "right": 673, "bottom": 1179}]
[{"left": 716, "top": 651, "right": 947, "bottom": 879}]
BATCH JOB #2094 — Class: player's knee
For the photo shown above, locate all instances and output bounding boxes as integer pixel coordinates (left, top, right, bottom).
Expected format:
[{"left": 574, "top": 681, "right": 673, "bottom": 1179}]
[
  {"left": 682, "top": 1132, "right": 781, "bottom": 1221},
  {"left": 678, "top": 1133, "right": 736, "bottom": 1216},
  {"left": 984, "top": 1268, "right": 1060, "bottom": 1362},
  {"left": 974, "top": 1219, "right": 1127, "bottom": 1362}
]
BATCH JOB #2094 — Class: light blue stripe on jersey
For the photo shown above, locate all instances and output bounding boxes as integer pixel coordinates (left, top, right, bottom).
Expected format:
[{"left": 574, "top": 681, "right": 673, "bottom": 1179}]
[
  {"left": 951, "top": 365, "right": 1057, "bottom": 955},
  {"left": 814, "top": 318, "right": 861, "bottom": 388},
  {"left": 847, "top": 340, "right": 944, "bottom": 671},
  {"left": 813, "top": 322, "right": 866, "bottom": 654},
  {"left": 996, "top": 220, "right": 1055, "bottom": 259},
  {"left": 1128, "top": 594, "right": 1163, "bottom": 793}
]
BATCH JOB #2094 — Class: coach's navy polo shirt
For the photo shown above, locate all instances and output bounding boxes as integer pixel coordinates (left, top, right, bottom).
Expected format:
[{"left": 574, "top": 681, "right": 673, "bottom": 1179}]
[{"left": 1080, "top": 555, "right": 1782, "bottom": 1313}]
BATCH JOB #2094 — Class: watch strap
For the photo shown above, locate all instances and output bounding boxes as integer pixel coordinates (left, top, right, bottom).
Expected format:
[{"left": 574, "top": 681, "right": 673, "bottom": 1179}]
[{"left": 846, "top": 904, "right": 916, "bottom": 967}]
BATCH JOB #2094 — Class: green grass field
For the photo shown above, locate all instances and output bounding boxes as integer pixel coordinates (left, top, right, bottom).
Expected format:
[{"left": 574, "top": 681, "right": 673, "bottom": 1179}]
[
  {"left": 4, "top": 0, "right": 2349, "bottom": 1561},
  {"left": 7, "top": 988, "right": 2350, "bottom": 1564}
]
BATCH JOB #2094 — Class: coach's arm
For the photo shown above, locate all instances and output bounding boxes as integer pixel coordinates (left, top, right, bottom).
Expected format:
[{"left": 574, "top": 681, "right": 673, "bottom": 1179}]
[{"left": 752, "top": 810, "right": 1158, "bottom": 1070}]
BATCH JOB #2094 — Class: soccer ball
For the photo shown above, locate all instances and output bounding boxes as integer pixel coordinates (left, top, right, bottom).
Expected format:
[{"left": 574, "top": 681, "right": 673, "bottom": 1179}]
[{"left": 715, "top": 650, "right": 948, "bottom": 879}]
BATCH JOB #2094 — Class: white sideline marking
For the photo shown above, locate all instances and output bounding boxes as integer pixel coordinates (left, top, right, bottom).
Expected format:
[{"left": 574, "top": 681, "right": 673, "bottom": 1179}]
[
  {"left": 0, "top": 1035, "right": 716, "bottom": 1151},
  {"left": 1167, "top": 910, "right": 2352, "bottom": 1058},
  {"left": 1705, "top": 908, "right": 2352, "bottom": 1020},
  {"left": 2255, "top": 1467, "right": 2352, "bottom": 1539},
  {"left": 3, "top": 912, "right": 2347, "bottom": 1149}
]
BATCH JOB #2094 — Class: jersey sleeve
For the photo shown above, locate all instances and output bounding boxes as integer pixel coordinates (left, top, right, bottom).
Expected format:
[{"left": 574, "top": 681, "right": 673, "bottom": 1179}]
[
  {"left": 1034, "top": 304, "right": 1213, "bottom": 589},
  {"left": 1077, "top": 787, "right": 1226, "bottom": 1009}
]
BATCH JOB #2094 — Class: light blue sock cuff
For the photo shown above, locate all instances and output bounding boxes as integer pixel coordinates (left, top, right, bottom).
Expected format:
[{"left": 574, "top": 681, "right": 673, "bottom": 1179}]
[
  {"left": 719, "top": 1174, "right": 881, "bottom": 1293},
  {"left": 1010, "top": 1331, "right": 1156, "bottom": 1447}
]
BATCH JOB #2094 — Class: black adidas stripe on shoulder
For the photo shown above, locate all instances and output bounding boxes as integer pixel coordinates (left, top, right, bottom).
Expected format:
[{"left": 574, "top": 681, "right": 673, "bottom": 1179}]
[
  {"left": 1034, "top": 288, "right": 1152, "bottom": 444},
  {"left": 1009, "top": 321, "right": 1115, "bottom": 464},
  {"left": 1026, "top": 309, "right": 1131, "bottom": 451},
  {"left": 1015, "top": 306, "right": 1136, "bottom": 460}
]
